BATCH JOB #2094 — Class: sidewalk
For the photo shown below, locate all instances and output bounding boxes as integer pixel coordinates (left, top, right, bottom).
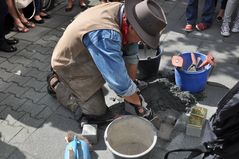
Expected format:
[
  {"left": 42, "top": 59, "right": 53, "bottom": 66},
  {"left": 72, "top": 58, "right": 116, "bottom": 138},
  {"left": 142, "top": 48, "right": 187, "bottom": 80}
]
[{"left": 0, "top": 0, "right": 238, "bottom": 159}]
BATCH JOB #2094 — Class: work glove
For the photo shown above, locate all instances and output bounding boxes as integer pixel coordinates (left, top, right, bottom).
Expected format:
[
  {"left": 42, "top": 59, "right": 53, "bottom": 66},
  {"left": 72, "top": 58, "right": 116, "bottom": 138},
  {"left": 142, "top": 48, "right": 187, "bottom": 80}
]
[{"left": 134, "top": 94, "right": 153, "bottom": 120}]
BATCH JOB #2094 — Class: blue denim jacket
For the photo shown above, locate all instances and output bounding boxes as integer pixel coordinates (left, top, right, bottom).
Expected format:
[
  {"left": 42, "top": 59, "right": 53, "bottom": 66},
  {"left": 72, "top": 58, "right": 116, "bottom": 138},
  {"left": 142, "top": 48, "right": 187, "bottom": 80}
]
[{"left": 83, "top": 29, "right": 138, "bottom": 97}]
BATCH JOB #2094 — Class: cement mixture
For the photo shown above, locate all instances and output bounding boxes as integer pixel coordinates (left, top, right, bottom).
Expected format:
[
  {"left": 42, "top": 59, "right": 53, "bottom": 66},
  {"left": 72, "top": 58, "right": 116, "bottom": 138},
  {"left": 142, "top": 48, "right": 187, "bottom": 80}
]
[{"left": 140, "top": 78, "right": 196, "bottom": 114}]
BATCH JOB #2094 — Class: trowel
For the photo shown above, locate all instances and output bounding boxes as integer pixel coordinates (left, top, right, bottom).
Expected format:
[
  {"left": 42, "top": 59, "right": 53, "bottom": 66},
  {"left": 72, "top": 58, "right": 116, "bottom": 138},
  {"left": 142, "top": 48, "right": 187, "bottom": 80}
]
[
  {"left": 198, "top": 53, "right": 215, "bottom": 69},
  {"left": 187, "top": 52, "right": 197, "bottom": 72}
]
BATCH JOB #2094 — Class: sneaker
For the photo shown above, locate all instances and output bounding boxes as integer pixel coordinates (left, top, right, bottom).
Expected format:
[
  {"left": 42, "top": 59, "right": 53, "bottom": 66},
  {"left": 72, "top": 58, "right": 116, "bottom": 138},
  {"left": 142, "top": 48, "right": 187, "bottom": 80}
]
[
  {"left": 221, "top": 22, "right": 230, "bottom": 36},
  {"left": 231, "top": 20, "right": 239, "bottom": 33},
  {"left": 184, "top": 24, "right": 193, "bottom": 32},
  {"left": 196, "top": 23, "right": 207, "bottom": 31}
]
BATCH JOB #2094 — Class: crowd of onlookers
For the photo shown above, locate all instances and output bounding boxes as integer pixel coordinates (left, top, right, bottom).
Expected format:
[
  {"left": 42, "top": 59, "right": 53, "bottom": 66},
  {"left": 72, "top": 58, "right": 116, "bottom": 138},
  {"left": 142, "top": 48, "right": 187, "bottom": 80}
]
[
  {"left": 0, "top": 0, "right": 122, "bottom": 53},
  {"left": 184, "top": 0, "right": 239, "bottom": 37},
  {"left": 1, "top": 0, "right": 238, "bottom": 53}
]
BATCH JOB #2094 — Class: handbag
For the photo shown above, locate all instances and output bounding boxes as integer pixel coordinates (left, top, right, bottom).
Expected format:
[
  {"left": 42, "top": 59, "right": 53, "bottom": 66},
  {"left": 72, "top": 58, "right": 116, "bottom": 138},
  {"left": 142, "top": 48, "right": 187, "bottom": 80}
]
[{"left": 15, "top": 0, "right": 33, "bottom": 9}]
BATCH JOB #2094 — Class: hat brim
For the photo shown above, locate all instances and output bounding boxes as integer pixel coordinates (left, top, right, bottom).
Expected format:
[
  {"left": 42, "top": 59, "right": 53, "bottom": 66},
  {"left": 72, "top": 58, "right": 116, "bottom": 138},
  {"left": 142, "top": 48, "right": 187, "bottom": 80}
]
[{"left": 125, "top": 0, "right": 160, "bottom": 49}]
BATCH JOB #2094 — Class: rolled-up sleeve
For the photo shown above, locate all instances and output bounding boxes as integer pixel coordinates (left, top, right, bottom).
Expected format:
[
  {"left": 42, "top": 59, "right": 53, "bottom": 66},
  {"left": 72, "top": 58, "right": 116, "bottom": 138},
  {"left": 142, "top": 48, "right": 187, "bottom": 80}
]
[{"left": 83, "top": 29, "right": 137, "bottom": 97}]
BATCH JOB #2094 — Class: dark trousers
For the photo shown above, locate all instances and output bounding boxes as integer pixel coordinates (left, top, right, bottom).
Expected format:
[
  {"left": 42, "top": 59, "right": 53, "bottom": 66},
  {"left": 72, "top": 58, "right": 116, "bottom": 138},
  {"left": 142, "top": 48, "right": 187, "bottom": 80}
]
[
  {"left": 220, "top": 0, "right": 228, "bottom": 10},
  {"left": 35, "top": 0, "right": 42, "bottom": 15},
  {"left": 186, "top": 0, "right": 216, "bottom": 26},
  {"left": 0, "top": 0, "right": 8, "bottom": 40}
]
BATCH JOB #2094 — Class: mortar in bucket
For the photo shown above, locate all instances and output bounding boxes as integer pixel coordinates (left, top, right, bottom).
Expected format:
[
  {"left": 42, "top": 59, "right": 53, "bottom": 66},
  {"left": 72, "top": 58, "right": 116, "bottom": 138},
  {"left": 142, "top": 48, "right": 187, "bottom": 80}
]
[
  {"left": 174, "top": 52, "right": 212, "bottom": 93},
  {"left": 104, "top": 115, "right": 157, "bottom": 159},
  {"left": 137, "top": 47, "right": 162, "bottom": 80}
]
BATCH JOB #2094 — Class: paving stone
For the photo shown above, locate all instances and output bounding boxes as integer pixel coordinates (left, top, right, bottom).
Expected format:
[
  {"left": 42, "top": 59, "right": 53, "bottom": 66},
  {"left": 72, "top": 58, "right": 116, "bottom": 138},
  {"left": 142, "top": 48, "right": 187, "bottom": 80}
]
[
  {"left": 26, "top": 44, "right": 51, "bottom": 55},
  {"left": 55, "top": 106, "right": 75, "bottom": 120},
  {"left": 0, "top": 60, "right": 16, "bottom": 72},
  {"left": 39, "top": 70, "right": 52, "bottom": 78},
  {"left": 5, "top": 83, "right": 29, "bottom": 98},
  {"left": 41, "top": 15, "right": 70, "bottom": 29},
  {"left": 36, "top": 106, "right": 54, "bottom": 119},
  {"left": 0, "top": 105, "right": 7, "bottom": 113},
  {"left": 9, "top": 127, "right": 36, "bottom": 147},
  {"left": 0, "top": 92, "right": 9, "bottom": 101},
  {"left": 18, "top": 100, "right": 46, "bottom": 117},
  {"left": 22, "top": 88, "right": 46, "bottom": 103},
  {"left": 25, "top": 68, "right": 44, "bottom": 80},
  {"left": 0, "top": 107, "right": 25, "bottom": 125},
  {"left": 37, "top": 95, "right": 60, "bottom": 111},
  {"left": 208, "top": 62, "right": 239, "bottom": 89},
  {"left": 1, "top": 94, "right": 26, "bottom": 110},
  {"left": 14, "top": 26, "right": 51, "bottom": 42},
  {"left": 0, "top": 79, "right": 12, "bottom": 92},
  {"left": 8, "top": 55, "right": 32, "bottom": 67},
  {"left": 31, "top": 53, "right": 51, "bottom": 63},
  {"left": 0, "top": 69, "right": 14, "bottom": 81},
  {"left": 0, "top": 61, "right": 23, "bottom": 72},
  {"left": 0, "top": 122, "right": 22, "bottom": 142},
  {"left": 198, "top": 40, "right": 239, "bottom": 64},
  {"left": 6, "top": 147, "right": 28, "bottom": 159},
  {"left": 0, "top": 141, "right": 17, "bottom": 159},
  {"left": 23, "top": 78, "right": 46, "bottom": 91},
  {"left": 11, "top": 64, "right": 32, "bottom": 76},
  {"left": 162, "top": 31, "right": 202, "bottom": 55},
  {"left": 16, "top": 49, "right": 35, "bottom": 59},
  {"left": 8, "top": 74, "right": 31, "bottom": 86},
  {"left": 27, "top": 60, "right": 50, "bottom": 71},
  {"left": 14, "top": 113, "right": 45, "bottom": 129},
  {"left": 0, "top": 56, "right": 7, "bottom": 64},
  {"left": 17, "top": 114, "right": 80, "bottom": 159}
]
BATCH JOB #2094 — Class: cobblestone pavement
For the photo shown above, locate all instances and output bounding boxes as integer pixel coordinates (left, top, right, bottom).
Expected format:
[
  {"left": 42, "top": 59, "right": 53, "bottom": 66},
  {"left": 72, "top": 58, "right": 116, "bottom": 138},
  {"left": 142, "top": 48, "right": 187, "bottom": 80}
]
[{"left": 0, "top": 0, "right": 238, "bottom": 159}]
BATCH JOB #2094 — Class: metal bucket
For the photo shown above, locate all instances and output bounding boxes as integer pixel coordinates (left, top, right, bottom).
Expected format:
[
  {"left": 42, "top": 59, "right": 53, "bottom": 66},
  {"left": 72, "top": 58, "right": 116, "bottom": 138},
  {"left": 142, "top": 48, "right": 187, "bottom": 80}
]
[
  {"left": 104, "top": 116, "right": 157, "bottom": 159},
  {"left": 137, "top": 48, "right": 162, "bottom": 80}
]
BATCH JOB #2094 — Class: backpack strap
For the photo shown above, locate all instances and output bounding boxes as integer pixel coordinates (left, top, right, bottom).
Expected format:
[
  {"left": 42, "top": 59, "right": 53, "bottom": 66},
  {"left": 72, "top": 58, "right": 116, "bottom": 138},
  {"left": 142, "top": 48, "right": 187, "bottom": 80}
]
[
  {"left": 163, "top": 141, "right": 224, "bottom": 159},
  {"left": 118, "top": 3, "right": 125, "bottom": 28}
]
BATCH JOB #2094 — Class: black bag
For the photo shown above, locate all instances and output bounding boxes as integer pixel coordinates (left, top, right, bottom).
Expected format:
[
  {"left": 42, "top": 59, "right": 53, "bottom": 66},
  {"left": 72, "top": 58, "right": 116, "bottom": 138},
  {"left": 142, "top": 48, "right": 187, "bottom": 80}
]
[{"left": 164, "top": 81, "right": 239, "bottom": 159}]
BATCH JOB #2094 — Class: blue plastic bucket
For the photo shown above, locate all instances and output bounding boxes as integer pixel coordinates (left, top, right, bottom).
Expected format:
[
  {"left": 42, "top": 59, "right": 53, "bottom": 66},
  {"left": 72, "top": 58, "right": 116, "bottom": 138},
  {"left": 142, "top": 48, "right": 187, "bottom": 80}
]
[{"left": 174, "top": 52, "right": 212, "bottom": 93}]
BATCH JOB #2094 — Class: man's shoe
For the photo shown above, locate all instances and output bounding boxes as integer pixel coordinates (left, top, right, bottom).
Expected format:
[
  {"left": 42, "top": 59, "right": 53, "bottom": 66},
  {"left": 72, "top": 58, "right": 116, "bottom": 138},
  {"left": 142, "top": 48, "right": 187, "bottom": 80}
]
[
  {"left": 221, "top": 22, "right": 230, "bottom": 36},
  {"left": 196, "top": 23, "right": 207, "bottom": 31},
  {"left": 0, "top": 40, "right": 17, "bottom": 52},
  {"left": 231, "top": 20, "right": 239, "bottom": 33}
]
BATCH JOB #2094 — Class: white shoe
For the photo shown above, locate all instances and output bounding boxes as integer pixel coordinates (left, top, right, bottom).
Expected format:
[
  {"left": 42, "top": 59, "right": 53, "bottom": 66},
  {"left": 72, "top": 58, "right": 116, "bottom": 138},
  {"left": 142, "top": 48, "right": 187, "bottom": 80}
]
[
  {"left": 232, "top": 19, "right": 239, "bottom": 33},
  {"left": 221, "top": 22, "right": 230, "bottom": 36}
]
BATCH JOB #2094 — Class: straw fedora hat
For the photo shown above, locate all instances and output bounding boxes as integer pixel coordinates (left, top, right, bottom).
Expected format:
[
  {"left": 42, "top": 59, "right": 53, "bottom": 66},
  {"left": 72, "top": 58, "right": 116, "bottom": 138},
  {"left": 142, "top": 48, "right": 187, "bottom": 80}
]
[{"left": 125, "top": 0, "right": 167, "bottom": 49}]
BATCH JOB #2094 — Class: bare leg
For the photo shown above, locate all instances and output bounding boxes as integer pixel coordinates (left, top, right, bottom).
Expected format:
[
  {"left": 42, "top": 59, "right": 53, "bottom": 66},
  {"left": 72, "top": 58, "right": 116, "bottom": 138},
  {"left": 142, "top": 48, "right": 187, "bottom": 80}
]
[
  {"left": 66, "top": 0, "right": 73, "bottom": 8},
  {"left": 18, "top": 9, "right": 36, "bottom": 28},
  {"left": 6, "top": 0, "right": 29, "bottom": 32}
]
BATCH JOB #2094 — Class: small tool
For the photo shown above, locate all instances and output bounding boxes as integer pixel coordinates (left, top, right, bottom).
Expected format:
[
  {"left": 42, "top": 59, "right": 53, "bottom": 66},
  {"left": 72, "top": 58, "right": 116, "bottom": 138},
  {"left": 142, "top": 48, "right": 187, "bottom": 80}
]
[
  {"left": 198, "top": 53, "right": 215, "bottom": 69},
  {"left": 187, "top": 52, "right": 197, "bottom": 72}
]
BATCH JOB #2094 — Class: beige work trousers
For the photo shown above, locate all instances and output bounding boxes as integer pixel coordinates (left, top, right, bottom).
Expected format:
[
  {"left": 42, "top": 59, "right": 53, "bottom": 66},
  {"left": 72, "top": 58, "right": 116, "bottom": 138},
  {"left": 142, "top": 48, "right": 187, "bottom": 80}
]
[{"left": 54, "top": 81, "right": 107, "bottom": 116}]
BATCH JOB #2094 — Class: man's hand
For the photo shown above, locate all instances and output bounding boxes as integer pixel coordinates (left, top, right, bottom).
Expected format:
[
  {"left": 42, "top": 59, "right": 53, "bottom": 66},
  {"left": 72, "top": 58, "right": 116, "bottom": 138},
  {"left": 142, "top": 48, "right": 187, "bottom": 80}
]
[{"left": 134, "top": 94, "right": 153, "bottom": 120}]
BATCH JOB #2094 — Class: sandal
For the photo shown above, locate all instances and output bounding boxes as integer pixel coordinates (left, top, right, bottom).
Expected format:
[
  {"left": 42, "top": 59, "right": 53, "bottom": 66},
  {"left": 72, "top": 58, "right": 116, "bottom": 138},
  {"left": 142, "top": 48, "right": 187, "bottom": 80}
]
[
  {"left": 14, "top": 23, "right": 29, "bottom": 33},
  {"left": 65, "top": 4, "right": 74, "bottom": 12},
  {"left": 47, "top": 72, "right": 59, "bottom": 97},
  {"left": 79, "top": 3, "right": 88, "bottom": 10},
  {"left": 22, "top": 21, "right": 36, "bottom": 28},
  {"left": 40, "top": 11, "right": 51, "bottom": 19}
]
